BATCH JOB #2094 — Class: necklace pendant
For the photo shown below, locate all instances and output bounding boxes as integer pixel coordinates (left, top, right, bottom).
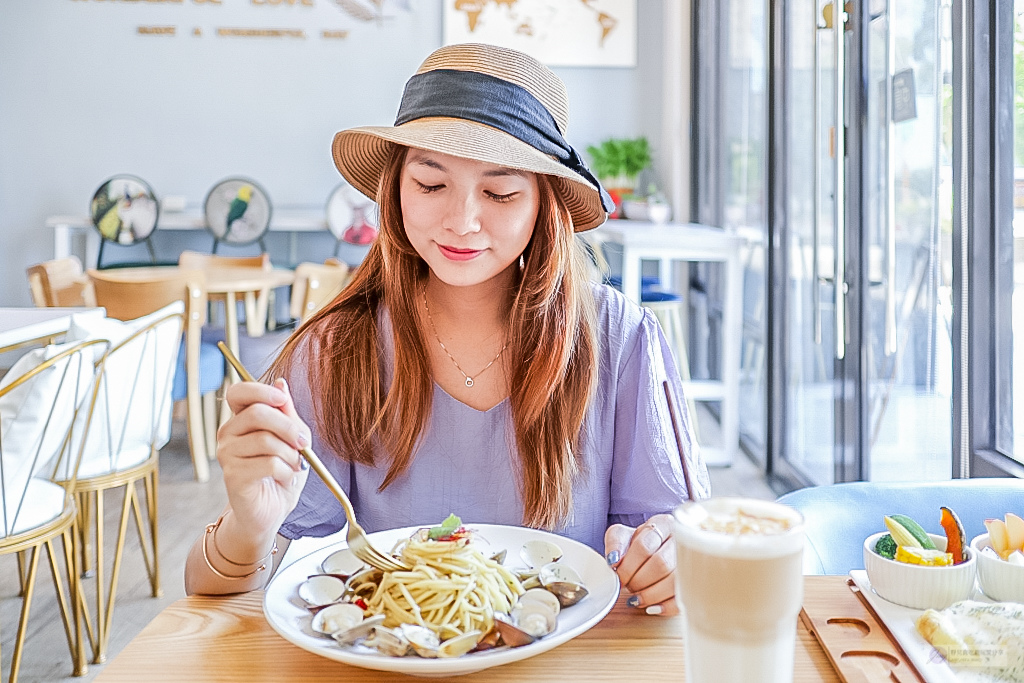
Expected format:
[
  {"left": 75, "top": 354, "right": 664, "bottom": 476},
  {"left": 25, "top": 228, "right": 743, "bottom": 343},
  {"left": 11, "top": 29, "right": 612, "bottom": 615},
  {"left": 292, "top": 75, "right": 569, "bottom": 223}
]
[{"left": 465, "top": 377, "right": 474, "bottom": 387}]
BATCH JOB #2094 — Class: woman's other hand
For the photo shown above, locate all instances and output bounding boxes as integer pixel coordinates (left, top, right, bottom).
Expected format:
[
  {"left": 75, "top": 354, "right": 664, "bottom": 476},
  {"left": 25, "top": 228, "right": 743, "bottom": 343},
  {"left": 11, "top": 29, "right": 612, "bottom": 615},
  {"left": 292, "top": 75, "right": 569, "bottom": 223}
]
[
  {"left": 217, "top": 378, "right": 311, "bottom": 537},
  {"left": 604, "top": 514, "right": 678, "bottom": 616}
]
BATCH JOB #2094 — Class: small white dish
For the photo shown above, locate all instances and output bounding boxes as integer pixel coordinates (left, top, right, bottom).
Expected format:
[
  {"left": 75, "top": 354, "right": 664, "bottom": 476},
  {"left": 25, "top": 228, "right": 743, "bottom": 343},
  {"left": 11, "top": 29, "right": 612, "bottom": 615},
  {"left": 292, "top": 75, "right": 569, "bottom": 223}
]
[
  {"left": 863, "top": 531, "right": 976, "bottom": 610},
  {"left": 970, "top": 532, "right": 1024, "bottom": 603}
]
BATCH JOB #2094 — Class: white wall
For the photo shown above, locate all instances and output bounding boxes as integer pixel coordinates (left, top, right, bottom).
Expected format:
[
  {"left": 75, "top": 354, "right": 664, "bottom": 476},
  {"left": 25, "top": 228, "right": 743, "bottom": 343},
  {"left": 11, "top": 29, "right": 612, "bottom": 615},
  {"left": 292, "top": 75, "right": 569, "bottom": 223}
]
[{"left": 0, "top": 0, "right": 668, "bottom": 306}]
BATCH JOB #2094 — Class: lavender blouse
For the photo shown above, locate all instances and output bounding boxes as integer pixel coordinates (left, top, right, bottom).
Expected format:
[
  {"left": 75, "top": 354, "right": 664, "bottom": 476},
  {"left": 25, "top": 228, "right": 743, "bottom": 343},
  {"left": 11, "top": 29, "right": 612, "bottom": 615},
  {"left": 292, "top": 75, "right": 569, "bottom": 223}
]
[{"left": 279, "top": 284, "right": 710, "bottom": 552}]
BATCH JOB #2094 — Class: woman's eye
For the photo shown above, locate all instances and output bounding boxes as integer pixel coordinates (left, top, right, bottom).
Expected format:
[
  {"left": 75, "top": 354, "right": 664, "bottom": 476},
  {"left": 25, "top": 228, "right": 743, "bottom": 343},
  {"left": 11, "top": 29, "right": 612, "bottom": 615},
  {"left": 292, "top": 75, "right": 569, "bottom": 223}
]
[
  {"left": 415, "top": 180, "right": 444, "bottom": 194},
  {"left": 486, "top": 191, "right": 517, "bottom": 203}
]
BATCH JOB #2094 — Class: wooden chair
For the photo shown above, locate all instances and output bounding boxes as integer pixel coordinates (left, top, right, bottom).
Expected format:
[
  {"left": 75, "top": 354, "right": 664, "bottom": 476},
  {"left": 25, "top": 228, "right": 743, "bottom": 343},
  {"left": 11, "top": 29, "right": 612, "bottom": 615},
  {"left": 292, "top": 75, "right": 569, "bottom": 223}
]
[
  {"left": 178, "top": 250, "right": 272, "bottom": 336},
  {"left": 26, "top": 257, "right": 96, "bottom": 308},
  {"left": 53, "top": 307, "right": 183, "bottom": 664},
  {"left": 87, "top": 269, "right": 222, "bottom": 482},
  {"left": 0, "top": 337, "right": 109, "bottom": 681},
  {"left": 289, "top": 260, "right": 351, "bottom": 324}
]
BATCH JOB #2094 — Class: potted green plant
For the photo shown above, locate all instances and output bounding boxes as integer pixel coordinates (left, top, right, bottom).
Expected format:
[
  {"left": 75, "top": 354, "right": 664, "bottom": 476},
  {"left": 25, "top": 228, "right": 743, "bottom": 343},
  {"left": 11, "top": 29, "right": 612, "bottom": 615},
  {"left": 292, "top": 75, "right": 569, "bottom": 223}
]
[{"left": 586, "top": 137, "right": 652, "bottom": 217}]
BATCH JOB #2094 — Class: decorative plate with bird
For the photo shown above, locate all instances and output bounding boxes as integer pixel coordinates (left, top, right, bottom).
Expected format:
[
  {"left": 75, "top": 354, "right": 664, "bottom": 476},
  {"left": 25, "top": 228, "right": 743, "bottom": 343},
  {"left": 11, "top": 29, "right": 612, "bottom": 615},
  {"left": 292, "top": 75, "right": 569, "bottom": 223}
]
[
  {"left": 203, "top": 177, "right": 272, "bottom": 245},
  {"left": 90, "top": 175, "right": 159, "bottom": 245}
]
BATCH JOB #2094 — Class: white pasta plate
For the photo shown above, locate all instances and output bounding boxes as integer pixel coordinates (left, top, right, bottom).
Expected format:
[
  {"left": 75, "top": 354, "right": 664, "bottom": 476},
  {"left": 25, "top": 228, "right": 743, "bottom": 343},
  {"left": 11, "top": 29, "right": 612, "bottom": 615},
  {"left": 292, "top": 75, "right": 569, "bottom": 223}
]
[{"left": 263, "top": 524, "right": 620, "bottom": 677}]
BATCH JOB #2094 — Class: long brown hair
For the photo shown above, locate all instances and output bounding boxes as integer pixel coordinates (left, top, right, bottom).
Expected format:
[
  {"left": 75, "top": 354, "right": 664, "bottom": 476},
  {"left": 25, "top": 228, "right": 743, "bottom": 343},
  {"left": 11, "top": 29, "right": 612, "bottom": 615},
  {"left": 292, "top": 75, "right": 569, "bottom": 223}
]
[{"left": 271, "top": 146, "right": 598, "bottom": 529}]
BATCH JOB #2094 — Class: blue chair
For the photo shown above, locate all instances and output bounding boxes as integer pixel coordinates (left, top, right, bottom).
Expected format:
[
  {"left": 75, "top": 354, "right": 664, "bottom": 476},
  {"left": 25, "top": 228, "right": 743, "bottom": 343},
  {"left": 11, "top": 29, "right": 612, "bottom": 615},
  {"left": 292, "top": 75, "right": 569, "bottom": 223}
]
[{"left": 776, "top": 479, "right": 1024, "bottom": 575}]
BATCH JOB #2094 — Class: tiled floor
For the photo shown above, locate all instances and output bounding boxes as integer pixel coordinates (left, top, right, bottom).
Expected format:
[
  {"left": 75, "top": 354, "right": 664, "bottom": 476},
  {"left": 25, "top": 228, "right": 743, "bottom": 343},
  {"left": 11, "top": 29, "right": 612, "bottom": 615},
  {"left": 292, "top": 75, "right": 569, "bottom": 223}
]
[{"left": 1, "top": 406, "right": 775, "bottom": 682}]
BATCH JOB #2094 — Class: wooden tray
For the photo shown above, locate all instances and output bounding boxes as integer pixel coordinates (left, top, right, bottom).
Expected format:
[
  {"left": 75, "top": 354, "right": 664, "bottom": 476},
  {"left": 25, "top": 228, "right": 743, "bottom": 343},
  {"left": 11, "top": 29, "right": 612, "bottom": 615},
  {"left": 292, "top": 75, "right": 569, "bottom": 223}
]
[{"left": 799, "top": 578, "right": 926, "bottom": 683}]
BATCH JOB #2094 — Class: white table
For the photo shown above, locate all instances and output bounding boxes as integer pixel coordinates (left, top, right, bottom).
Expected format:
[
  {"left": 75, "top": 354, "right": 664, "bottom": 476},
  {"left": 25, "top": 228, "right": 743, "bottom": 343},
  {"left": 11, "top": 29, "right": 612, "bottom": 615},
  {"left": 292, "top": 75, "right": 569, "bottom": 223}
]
[
  {"left": 593, "top": 220, "right": 745, "bottom": 467},
  {"left": 49, "top": 209, "right": 330, "bottom": 266},
  {"left": 0, "top": 307, "right": 106, "bottom": 353}
]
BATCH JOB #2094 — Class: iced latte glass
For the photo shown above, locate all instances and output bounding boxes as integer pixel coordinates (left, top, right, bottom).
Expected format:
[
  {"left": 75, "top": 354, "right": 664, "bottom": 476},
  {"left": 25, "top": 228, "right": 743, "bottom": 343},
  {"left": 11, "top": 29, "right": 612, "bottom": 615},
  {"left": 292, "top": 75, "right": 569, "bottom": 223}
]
[{"left": 672, "top": 498, "right": 805, "bottom": 683}]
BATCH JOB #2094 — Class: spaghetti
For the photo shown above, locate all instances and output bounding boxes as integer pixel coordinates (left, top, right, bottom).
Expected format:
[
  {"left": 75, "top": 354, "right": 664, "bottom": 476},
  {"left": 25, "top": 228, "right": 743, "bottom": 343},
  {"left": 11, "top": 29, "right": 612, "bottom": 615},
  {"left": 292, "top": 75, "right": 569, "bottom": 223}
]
[{"left": 349, "top": 530, "right": 525, "bottom": 639}]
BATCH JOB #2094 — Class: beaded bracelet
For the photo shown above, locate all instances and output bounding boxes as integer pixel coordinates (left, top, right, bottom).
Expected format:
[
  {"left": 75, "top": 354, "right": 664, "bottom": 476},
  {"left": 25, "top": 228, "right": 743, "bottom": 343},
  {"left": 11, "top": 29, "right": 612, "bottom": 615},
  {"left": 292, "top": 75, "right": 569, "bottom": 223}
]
[{"left": 202, "top": 514, "right": 278, "bottom": 580}]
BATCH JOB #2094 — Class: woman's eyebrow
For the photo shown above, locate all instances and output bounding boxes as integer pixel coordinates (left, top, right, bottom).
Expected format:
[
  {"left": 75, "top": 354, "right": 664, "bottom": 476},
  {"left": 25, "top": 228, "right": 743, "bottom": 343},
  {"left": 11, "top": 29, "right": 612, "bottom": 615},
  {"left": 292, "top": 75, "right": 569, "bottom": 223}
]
[{"left": 482, "top": 167, "right": 528, "bottom": 178}]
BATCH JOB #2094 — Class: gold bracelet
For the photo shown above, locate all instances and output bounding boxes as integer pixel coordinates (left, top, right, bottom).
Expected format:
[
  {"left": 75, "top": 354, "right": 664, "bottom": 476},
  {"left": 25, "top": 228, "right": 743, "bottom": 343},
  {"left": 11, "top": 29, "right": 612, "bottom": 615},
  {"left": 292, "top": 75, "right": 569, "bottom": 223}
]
[{"left": 202, "top": 514, "right": 278, "bottom": 580}]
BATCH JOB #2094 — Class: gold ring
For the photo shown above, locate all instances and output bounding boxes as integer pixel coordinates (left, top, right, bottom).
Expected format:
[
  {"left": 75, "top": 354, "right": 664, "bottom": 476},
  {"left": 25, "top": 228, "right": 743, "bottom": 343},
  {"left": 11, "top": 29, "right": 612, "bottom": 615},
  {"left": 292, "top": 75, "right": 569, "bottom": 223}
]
[{"left": 642, "top": 522, "right": 666, "bottom": 546}]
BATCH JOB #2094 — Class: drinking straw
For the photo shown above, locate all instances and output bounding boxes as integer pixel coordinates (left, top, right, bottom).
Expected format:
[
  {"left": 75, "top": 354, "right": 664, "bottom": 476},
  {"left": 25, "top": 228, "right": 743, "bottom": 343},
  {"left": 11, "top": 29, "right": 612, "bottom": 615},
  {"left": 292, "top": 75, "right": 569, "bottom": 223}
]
[{"left": 663, "top": 380, "right": 695, "bottom": 502}]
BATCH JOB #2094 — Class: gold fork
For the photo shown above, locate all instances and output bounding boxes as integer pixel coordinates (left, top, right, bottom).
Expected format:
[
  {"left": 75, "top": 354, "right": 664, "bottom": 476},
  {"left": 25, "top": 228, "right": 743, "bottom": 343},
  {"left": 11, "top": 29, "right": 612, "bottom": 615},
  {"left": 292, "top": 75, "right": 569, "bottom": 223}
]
[{"left": 216, "top": 342, "right": 410, "bottom": 572}]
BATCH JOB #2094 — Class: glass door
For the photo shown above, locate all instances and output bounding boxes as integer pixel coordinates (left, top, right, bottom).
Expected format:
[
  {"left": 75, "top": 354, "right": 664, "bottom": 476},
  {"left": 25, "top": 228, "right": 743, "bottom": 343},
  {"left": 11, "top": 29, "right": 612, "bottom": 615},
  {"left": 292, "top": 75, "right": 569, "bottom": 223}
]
[{"left": 777, "top": 0, "right": 954, "bottom": 485}]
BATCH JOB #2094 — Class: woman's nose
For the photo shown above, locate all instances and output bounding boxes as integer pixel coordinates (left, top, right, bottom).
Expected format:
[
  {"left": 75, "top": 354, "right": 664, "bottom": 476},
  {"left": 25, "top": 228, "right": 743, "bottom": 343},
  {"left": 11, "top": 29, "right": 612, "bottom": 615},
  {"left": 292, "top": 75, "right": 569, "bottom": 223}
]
[{"left": 443, "top": 192, "right": 482, "bottom": 235}]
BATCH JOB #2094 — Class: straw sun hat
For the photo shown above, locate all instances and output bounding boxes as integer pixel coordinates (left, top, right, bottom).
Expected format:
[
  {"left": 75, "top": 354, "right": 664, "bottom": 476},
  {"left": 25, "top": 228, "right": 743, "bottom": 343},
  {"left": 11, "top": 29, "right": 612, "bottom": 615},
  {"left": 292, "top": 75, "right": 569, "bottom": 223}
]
[{"left": 332, "top": 43, "right": 615, "bottom": 232}]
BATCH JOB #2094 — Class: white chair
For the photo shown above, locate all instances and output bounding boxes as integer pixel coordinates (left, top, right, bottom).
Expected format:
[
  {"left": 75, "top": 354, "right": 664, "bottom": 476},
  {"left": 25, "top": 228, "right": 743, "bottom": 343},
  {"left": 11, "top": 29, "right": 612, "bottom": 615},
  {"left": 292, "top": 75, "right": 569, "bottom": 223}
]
[
  {"left": 57, "top": 303, "right": 183, "bottom": 664},
  {"left": 0, "top": 337, "right": 109, "bottom": 682}
]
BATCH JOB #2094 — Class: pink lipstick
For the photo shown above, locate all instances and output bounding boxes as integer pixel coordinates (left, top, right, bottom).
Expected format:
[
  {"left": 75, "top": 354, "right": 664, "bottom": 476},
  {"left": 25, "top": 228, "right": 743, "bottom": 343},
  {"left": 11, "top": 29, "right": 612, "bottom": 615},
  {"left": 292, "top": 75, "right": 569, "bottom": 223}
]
[{"left": 438, "top": 244, "right": 483, "bottom": 261}]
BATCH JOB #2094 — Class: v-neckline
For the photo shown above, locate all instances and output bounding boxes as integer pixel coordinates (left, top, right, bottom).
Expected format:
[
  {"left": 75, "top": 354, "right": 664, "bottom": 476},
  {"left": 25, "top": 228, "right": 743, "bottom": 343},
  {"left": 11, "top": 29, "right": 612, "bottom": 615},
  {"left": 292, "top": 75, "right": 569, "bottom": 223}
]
[{"left": 433, "top": 382, "right": 510, "bottom": 415}]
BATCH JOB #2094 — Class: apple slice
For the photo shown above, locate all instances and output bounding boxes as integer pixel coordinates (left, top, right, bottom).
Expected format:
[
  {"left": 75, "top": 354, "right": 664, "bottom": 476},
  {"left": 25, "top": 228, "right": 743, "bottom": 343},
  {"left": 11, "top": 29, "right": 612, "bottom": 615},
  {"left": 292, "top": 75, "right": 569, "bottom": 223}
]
[
  {"left": 985, "top": 518, "right": 1010, "bottom": 559},
  {"left": 1005, "top": 513, "right": 1024, "bottom": 553}
]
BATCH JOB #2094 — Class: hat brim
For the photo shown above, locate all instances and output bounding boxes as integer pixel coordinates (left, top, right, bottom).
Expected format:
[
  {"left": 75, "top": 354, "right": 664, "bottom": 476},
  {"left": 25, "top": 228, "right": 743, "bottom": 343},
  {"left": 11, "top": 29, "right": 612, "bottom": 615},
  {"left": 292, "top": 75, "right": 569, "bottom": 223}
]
[{"left": 332, "top": 118, "right": 607, "bottom": 232}]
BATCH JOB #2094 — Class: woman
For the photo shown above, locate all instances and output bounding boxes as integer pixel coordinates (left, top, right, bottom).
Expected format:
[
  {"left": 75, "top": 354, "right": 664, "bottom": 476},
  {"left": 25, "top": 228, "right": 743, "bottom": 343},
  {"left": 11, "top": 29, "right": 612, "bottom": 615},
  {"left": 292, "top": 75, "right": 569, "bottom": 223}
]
[{"left": 185, "top": 43, "right": 709, "bottom": 617}]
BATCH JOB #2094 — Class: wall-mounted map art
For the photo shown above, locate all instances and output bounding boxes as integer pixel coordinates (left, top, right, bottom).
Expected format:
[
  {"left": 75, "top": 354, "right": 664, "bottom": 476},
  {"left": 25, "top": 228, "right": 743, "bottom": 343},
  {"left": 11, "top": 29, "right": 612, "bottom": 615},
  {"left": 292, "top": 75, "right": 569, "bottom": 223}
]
[
  {"left": 203, "top": 177, "right": 272, "bottom": 247},
  {"left": 443, "top": 0, "right": 636, "bottom": 68},
  {"left": 90, "top": 175, "right": 159, "bottom": 246}
]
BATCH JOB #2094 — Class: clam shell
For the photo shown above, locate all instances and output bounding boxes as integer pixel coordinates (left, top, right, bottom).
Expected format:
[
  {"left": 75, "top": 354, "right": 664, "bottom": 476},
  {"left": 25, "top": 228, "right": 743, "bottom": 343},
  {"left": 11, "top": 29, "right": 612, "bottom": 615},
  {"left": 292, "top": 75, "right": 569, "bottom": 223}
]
[
  {"left": 520, "top": 539, "right": 563, "bottom": 568},
  {"left": 513, "top": 603, "right": 557, "bottom": 638},
  {"left": 493, "top": 613, "right": 536, "bottom": 648},
  {"left": 311, "top": 602, "right": 365, "bottom": 636},
  {"left": 400, "top": 624, "right": 441, "bottom": 658},
  {"left": 298, "top": 575, "right": 347, "bottom": 607},
  {"left": 321, "top": 548, "right": 365, "bottom": 578},
  {"left": 332, "top": 614, "right": 385, "bottom": 646},
  {"left": 539, "top": 562, "right": 588, "bottom": 607},
  {"left": 438, "top": 630, "right": 482, "bottom": 658},
  {"left": 364, "top": 626, "right": 411, "bottom": 657},
  {"left": 517, "top": 587, "right": 562, "bottom": 614}
]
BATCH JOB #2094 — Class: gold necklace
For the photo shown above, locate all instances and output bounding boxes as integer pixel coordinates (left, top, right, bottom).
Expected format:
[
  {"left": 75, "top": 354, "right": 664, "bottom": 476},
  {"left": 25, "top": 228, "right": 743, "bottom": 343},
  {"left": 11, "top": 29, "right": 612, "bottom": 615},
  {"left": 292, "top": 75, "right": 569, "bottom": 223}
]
[{"left": 422, "top": 288, "right": 508, "bottom": 388}]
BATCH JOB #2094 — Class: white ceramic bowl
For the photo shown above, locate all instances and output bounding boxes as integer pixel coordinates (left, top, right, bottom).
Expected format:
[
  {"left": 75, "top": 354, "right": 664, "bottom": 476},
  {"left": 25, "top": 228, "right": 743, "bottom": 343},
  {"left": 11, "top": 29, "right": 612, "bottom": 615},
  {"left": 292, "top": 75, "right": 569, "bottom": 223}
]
[
  {"left": 970, "top": 533, "right": 1024, "bottom": 603},
  {"left": 863, "top": 531, "right": 977, "bottom": 609}
]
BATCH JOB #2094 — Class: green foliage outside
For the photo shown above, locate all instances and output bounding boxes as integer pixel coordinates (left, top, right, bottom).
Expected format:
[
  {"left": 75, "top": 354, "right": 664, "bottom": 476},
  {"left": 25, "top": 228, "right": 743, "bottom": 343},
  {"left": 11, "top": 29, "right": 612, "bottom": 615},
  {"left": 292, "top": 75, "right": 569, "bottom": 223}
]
[{"left": 586, "top": 137, "right": 652, "bottom": 188}]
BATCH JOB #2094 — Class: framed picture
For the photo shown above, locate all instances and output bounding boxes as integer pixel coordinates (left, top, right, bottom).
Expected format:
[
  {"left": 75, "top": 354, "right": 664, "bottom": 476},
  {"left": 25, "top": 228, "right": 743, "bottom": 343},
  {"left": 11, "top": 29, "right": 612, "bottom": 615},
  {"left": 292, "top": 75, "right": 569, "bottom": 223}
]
[
  {"left": 90, "top": 175, "right": 159, "bottom": 246},
  {"left": 442, "top": 0, "right": 637, "bottom": 68},
  {"left": 203, "top": 177, "right": 272, "bottom": 247}
]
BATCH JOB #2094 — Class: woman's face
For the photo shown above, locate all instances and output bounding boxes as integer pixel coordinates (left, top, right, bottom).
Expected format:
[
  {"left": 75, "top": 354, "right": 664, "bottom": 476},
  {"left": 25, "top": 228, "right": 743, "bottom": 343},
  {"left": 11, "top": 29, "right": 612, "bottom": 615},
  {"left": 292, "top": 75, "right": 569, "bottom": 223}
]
[{"left": 400, "top": 149, "right": 540, "bottom": 288}]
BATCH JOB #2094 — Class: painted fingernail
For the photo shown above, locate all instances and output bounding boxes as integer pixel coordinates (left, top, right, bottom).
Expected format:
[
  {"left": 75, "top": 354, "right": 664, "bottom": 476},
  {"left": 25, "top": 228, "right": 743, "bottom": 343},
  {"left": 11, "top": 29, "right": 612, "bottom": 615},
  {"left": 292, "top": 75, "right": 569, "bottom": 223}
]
[
  {"left": 291, "top": 474, "right": 300, "bottom": 487},
  {"left": 627, "top": 595, "right": 641, "bottom": 608},
  {"left": 299, "top": 458, "right": 309, "bottom": 471},
  {"left": 645, "top": 605, "right": 663, "bottom": 616},
  {"left": 606, "top": 550, "right": 621, "bottom": 565}
]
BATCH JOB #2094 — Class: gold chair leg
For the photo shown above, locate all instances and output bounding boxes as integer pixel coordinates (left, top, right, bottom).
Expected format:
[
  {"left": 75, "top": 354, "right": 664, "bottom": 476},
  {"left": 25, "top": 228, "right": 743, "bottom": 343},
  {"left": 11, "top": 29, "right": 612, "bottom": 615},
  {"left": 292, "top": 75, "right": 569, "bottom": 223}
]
[
  {"left": 64, "top": 523, "right": 89, "bottom": 677},
  {"left": 92, "top": 489, "right": 106, "bottom": 664},
  {"left": 149, "top": 469, "right": 161, "bottom": 597},
  {"left": 78, "top": 492, "right": 93, "bottom": 577},
  {"left": 45, "top": 538, "right": 75, "bottom": 668},
  {"left": 10, "top": 544, "right": 42, "bottom": 683},
  {"left": 98, "top": 482, "right": 135, "bottom": 662},
  {"left": 131, "top": 474, "right": 162, "bottom": 597},
  {"left": 16, "top": 550, "right": 26, "bottom": 596}
]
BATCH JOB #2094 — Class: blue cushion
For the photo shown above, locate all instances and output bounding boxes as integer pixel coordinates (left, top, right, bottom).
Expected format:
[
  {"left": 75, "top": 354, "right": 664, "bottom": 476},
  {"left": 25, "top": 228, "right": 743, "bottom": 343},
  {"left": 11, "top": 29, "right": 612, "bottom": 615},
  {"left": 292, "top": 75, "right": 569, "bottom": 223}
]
[
  {"left": 639, "top": 290, "right": 682, "bottom": 302},
  {"left": 776, "top": 479, "right": 1024, "bottom": 575},
  {"left": 171, "top": 338, "right": 227, "bottom": 401}
]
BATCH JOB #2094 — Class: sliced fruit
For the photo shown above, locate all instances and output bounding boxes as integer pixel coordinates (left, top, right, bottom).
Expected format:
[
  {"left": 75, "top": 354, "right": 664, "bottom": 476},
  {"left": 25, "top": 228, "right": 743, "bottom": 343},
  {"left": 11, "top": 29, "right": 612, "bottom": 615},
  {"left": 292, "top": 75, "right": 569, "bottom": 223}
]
[
  {"left": 985, "top": 518, "right": 1010, "bottom": 559},
  {"left": 885, "top": 514, "right": 936, "bottom": 550},
  {"left": 1004, "top": 513, "right": 1024, "bottom": 552},
  {"left": 895, "top": 546, "right": 953, "bottom": 566},
  {"left": 939, "top": 507, "right": 966, "bottom": 564}
]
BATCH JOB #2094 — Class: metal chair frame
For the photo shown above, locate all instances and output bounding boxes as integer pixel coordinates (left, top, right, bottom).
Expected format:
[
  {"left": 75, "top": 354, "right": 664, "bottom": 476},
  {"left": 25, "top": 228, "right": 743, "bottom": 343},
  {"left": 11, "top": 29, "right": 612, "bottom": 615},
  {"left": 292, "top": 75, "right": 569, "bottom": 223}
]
[{"left": 0, "top": 338, "right": 109, "bottom": 682}]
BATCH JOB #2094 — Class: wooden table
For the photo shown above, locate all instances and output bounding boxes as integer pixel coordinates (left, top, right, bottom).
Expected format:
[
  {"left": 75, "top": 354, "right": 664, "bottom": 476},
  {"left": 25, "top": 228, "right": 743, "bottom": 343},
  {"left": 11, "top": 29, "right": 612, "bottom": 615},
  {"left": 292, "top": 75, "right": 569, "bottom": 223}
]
[
  {"left": 592, "top": 220, "right": 745, "bottom": 467},
  {"left": 0, "top": 306, "right": 105, "bottom": 354},
  {"left": 96, "top": 578, "right": 848, "bottom": 682},
  {"left": 97, "top": 266, "right": 295, "bottom": 383}
]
